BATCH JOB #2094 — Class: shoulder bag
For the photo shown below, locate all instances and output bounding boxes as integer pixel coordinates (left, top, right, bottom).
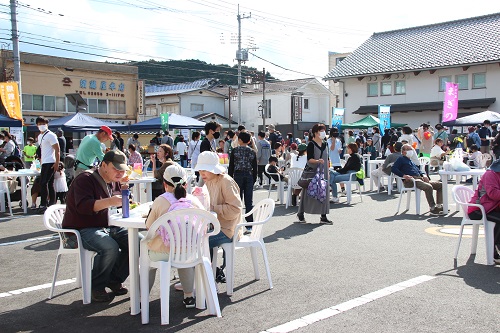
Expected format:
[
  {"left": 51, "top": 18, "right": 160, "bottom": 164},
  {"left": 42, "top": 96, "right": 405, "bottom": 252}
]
[{"left": 297, "top": 143, "right": 324, "bottom": 189}]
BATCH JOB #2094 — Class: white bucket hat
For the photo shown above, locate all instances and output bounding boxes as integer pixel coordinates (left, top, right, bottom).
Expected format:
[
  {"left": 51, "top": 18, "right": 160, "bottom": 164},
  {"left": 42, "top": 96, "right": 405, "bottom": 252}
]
[{"left": 194, "top": 151, "right": 226, "bottom": 174}]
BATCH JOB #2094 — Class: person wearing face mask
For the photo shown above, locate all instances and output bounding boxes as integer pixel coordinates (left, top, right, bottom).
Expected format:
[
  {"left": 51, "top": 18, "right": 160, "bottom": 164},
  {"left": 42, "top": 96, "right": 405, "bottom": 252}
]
[
  {"left": 23, "top": 137, "right": 37, "bottom": 169},
  {"left": 35, "top": 116, "right": 60, "bottom": 214},
  {"left": 297, "top": 123, "right": 332, "bottom": 224},
  {"left": 200, "top": 121, "right": 221, "bottom": 153},
  {"left": 391, "top": 144, "right": 443, "bottom": 215}
]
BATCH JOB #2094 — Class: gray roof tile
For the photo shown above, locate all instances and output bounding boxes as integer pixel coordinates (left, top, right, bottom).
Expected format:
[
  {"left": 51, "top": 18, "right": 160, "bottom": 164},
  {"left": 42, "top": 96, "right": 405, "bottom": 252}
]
[
  {"left": 325, "top": 13, "right": 500, "bottom": 80},
  {"left": 145, "top": 78, "right": 218, "bottom": 96}
]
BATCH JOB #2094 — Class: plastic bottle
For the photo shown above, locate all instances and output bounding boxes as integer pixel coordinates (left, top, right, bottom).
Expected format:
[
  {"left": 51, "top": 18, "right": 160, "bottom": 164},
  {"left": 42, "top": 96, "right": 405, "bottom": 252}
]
[{"left": 121, "top": 188, "right": 130, "bottom": 218}]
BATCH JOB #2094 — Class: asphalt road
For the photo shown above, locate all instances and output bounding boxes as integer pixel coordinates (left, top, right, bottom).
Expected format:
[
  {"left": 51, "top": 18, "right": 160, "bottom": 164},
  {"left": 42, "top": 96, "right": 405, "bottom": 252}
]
[{"left": 0, "top": 176, "right": 499, "bottom": 333}]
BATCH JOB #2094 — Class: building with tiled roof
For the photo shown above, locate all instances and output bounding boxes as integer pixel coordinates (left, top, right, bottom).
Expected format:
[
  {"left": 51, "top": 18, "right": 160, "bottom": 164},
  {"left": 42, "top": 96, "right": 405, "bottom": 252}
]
[{"left": 324, "top": 13, "right": 500, "bottom": 129}]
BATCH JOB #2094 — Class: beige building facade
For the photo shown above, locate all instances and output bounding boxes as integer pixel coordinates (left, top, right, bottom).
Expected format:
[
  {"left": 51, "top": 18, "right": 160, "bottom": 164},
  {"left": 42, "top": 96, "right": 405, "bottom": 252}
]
[{"left": 1, "top": 50, "right": 139, "bottom": 125}]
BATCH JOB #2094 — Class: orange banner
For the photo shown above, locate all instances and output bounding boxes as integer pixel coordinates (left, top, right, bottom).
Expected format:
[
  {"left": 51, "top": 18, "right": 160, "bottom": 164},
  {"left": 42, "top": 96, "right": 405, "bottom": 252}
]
[{"left": 0, "top": 82, "right": 22, "bottom": 121}]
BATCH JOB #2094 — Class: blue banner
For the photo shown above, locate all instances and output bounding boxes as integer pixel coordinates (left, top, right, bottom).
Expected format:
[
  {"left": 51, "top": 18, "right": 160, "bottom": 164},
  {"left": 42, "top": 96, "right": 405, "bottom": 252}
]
[
  {"left": 378, "top": 105, "right": 391, "bottom": 134},
  {"left": 332, "top": 107, "right": 344, "bottom": 131}
]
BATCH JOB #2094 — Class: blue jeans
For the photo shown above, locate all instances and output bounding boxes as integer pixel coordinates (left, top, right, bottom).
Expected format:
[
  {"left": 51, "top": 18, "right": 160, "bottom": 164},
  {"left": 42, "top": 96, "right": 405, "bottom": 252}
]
[
  {"left": 79, "top": 226, "right": 129, "bottom": 290},
  {"left": 209, "top": 231, "right": 233, "bottom": 268},
  {"left": 233, "top": 171, "right": 254, "bottom": 222},
  {"left": 329, "top": 170, "right": 357, "bottom": 197}
]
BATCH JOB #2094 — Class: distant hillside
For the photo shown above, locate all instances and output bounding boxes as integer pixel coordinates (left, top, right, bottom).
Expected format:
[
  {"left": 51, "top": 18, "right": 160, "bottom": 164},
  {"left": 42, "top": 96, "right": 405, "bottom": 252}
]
[{"left": 127, "top": 59, "right": 275, "bottom": 86}]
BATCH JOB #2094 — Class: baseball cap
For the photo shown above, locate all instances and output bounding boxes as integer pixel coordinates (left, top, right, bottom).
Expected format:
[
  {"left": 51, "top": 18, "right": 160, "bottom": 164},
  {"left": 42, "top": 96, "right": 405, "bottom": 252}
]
[
  {"left": 100, "top": 125, "right": 113, "bottom": 140},
  {"left": 489, "top": 159, "right": 500, "bottom": 172},
  {"left": 163, "top": 164, "right": 187, "bottom": 186},
  {"left": 102, "top": 150, "right": 128, "bottom": 171},
  {"left": 298, "top": 143, "right": 307, "bottom": 152}
]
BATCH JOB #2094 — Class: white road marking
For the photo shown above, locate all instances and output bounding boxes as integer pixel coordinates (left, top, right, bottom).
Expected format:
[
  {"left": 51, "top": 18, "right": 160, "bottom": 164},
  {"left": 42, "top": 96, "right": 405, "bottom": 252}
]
[
  {"left": 0, "top": 235, "right": 58, "bottom": 246},
  {"left": 260, "top": 275, "right": 436, "bottom": 333},
  {"left": 0, "top": 278, "right": 76, "bottom": 298}
]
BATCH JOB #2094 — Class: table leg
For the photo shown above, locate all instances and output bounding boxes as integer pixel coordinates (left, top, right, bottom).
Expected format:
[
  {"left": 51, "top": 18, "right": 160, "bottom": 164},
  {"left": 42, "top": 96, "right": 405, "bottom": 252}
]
[
  {"left": 128, "top": 228, "right": 140, "bottom": 315},
  {"left": 146, "top": 183, "right": 152, "bottom": 202},
  {"left": 20, "top": 176, "right": 27, "bottom": 214},
  {"left": 442, "top": 175, "right": 449, "bottom": 215},
  {"left": 472, "top": 175, "right": 478, "bottom": 190}
]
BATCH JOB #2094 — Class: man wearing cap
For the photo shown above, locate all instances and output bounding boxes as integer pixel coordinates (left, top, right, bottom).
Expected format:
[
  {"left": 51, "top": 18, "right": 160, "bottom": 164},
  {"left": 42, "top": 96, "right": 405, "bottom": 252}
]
[
  {"left": 62, "top": 150, "right": 131, "bottom": 302},
  {"left": 75, "top": 126, "right": 113, "bottom": 177},
  {"left": 370, "top": 142, "right": 403, "bottom": 192}
]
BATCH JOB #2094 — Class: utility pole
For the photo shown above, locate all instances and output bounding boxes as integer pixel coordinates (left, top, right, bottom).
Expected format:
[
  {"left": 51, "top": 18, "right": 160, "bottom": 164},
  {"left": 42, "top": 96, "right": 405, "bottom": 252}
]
[
  {"left": 236, "top": 5, "right": 250, "bottom": 126},
  {"left": 262, "top": 68, "right": 266, "bottom": 129},
  {"left": 10, "top": 0, "right": 21, "bottom": 96}
]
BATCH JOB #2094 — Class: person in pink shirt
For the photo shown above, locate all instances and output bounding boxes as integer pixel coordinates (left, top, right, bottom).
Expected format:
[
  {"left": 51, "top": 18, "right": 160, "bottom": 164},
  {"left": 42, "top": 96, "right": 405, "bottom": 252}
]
[
  {"left": 468, "top": 159, "right": 500, "bottom": 264},
  {"left": 127, "top": 144, "right": 143, "bottom": 166}
]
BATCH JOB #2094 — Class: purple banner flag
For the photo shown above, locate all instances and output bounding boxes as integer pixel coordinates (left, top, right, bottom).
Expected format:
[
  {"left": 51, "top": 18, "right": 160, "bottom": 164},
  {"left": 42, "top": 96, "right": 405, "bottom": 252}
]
[{"left": 442, "top": 82, "right": 458, "bottom": 122}]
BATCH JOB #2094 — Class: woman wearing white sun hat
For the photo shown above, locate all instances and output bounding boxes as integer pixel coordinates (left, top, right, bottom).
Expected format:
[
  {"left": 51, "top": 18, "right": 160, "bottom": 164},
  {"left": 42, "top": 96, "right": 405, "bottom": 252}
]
[{"left": 194, "top": 151, "right": 243, "bottom": 280}]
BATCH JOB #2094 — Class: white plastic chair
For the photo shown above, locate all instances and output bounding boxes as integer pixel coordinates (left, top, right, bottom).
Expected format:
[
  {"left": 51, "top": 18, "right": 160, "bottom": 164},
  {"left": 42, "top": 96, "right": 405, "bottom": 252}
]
[
  {"left": 452, "top": 185, "right": 495, "bottom": 265},
  {"left": 265, "top": 164, "right": 285, "bottom": 203},
  {"left": 418, "top": 156, "right": 430, "bottom": 173},
  {"left": 140, "top": 208, "right": 221, "bottom": 325},
  {"left": 212, "top": 198, "right": 275, "bottom": 296},
  {"left": 0, "top": 180, "right": 13, "bottom": 216},
  {"left": 43, "top": 204, "right": 96, "bottom": 304},
  {"left": 344, "top": 172, "right": 363, "bottom": 204},
  {"left": 184, "top": 168, "right": 196, "bottom": 193},
  {"left": 285, "top": 167, "right": 303, "bottom": 209},
  {"left": 393, "top": 174, "right": 422, "bottom": 215},
  {"left": 468, "top": 153, "right": 491, "bottom": 169},
  {"left": 377, "top": 171, "right": 397, "bottom": 195}
]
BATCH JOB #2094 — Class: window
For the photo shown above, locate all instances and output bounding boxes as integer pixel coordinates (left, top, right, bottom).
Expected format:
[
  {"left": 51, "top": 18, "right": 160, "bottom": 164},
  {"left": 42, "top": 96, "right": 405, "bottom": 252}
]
[
  {"left": 55, "top": 97, "right": 66, "bottom": 112},
  {"left": 455, "top": 74, "right": 468, "bottom": 90},
  {"left": 439, "top": 76, "right": 452, "bottom": 92},
  {"left": 381, "top": 82, "right": 392, "bottom": 96},
  {"left": 335, "top": 57, "right": 346, "bottom": 66},
  {"left": 87, "top": 99, "right": 98, "bottom": 113},
  {"left": 109, "top": 100, "right": 126, "bottom": 114},
  {"left": 367, "top": 83, "right": 378, "bottom": 97},
  {"left": 303, "top": 99, "right": 309, "bottom": 110},
  {"left": 394, "top": 81, "right": 406, "bottom": 95},
  {"left": 22, "top": 94, "right": 32, "bottom": 110},
  {"left": 473, "top": 73, "right": 486, "bottom": 89},
  {"left": 98, "top": 100, "right": 107, "bottom": 114},
  {"left": 67, "top": 98, "right": 77, "bottom": 112},
  {"left": 33, "top": 95, "right": 44, "bottom": 111},
  {"left": 44, "top": 96, "right": 55, "bottom": 111},
  {"left": 190, "top": 103, "right": 203, "bottom": 112}
]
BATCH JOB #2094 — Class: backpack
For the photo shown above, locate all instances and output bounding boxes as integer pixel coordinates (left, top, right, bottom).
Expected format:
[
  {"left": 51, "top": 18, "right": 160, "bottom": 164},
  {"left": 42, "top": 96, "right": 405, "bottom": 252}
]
[{"left": 12, "top": 141, "right": 21, "bottom": 158}]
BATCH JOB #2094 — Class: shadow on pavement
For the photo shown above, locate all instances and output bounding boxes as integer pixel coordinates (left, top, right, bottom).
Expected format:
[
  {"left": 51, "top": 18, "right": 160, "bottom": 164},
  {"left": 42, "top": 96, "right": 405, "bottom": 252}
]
[
  {"left": 436, "top": 255, "right": 500, "bottom": 294},
  {"left": 24, "top": 238, "right": 59, "bottom": 252},
  {"left": 264, "top": 221, "right": 322, "bottom": 243},
  {"left": 0, "top": 230, "right": 53, "bottom": 244}
]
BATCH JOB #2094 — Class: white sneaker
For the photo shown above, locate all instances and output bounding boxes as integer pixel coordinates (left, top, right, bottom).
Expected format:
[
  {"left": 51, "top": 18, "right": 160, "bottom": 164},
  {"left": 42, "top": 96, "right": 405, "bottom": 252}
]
[{"left": 330, "top": 197, "right": 339, "bottom": 203}]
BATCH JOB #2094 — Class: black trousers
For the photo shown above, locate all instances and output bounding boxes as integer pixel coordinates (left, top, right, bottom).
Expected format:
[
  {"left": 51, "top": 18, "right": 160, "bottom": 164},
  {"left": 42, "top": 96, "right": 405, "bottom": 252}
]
[{"left": 40, "top": 163, "right": 56, "bottom": 207}]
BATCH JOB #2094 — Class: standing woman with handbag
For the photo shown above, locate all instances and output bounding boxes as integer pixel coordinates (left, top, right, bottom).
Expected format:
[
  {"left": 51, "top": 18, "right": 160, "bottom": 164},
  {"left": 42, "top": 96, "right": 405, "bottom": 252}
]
[{"left": 297, "top": 123, "right": 332, "bottom": 224}]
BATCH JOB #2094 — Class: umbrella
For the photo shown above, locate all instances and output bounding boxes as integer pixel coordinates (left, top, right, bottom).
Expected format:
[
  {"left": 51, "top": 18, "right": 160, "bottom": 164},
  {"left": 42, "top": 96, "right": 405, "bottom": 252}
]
[
  {"left": 128, "top": 113, "right": 205, "bottom": 131},
  {"left": 26, "top": 113, "right": 126, "bottom": 132},
  {"left": 443, "top": 110, "right": 500, "bottom": 127},
  {"left": 342, "top": 115, "right": 407, "bottom": 129}
]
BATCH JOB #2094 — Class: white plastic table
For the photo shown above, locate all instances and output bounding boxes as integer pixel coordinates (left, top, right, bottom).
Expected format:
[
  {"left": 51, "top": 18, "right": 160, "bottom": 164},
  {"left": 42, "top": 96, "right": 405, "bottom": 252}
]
[
  {"left": 439, "top": 169, "right": 485, "bottom": 214},
  {"left": 108, "top": 202, "right": 152, "bottom": 315},
  {"left": 0, "top": 169, "right": 40, "bottom": 214},
  {"left": 367, "top": 159, "right": 385, "bottom": 191},
  {"left": 128, "top": 177, "right": 157, "bottom": 203}
]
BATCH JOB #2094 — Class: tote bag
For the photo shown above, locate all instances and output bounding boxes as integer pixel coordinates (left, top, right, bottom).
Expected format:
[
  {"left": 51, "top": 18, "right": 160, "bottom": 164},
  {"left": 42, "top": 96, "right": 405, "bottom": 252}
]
[{"left": 306, "top": 164, "right": 327, "bottom": 202}]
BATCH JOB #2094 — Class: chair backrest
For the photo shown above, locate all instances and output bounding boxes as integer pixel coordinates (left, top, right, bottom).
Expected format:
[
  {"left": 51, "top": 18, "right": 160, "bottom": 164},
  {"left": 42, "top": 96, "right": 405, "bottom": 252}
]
[
  {"left": 43, "top": 204, "right": 67, "bottom": 232},
  {"left": 142, "top": 159, "right": 151, "bottom": 176},
  {"left": 0, "top": 180, "right": 9, "bottom": 193},
  {"left": 480, "top": 154, "right": 492, "bottom": 168},
  {"left": 265, "top": 164, "right": 281, "bottom": 184},
  {"left": 286, "top": 167, "right": 303, "bottom": 189},
  {"left": 452, "top": 185, "right": 475, "bottom": 218},
  {"left": 243, "top": 198, "right": 275, "bottom": 241},
  {"left": 143, "top": 208, "right": 220, "bottom": 266},
  {"left": 418, "top": 156, "right": 430, "bottom": 166},
  {"left": 340, "top": 159, "right": 346, "bottom": 167}
]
